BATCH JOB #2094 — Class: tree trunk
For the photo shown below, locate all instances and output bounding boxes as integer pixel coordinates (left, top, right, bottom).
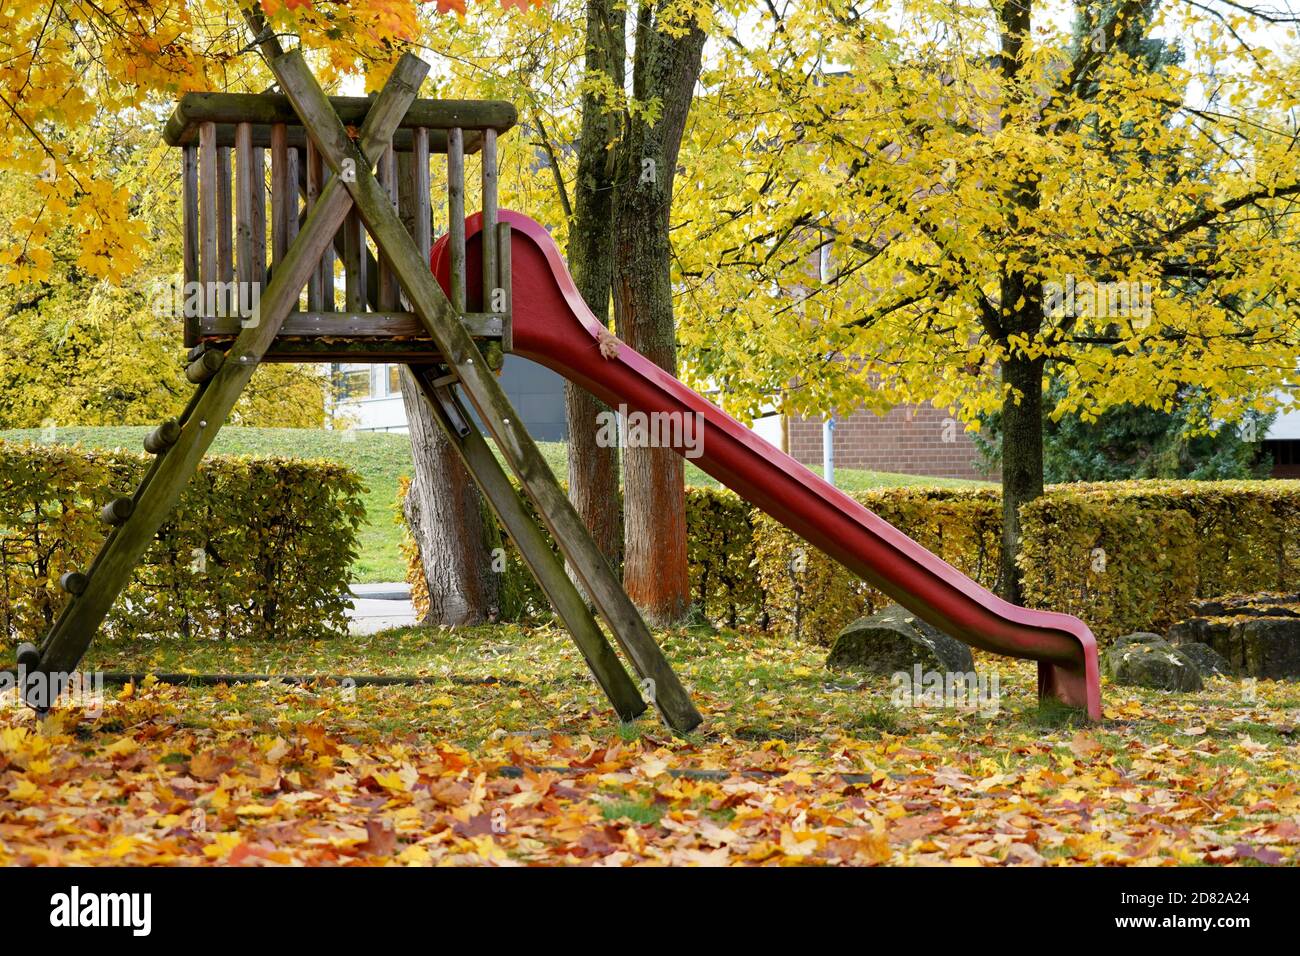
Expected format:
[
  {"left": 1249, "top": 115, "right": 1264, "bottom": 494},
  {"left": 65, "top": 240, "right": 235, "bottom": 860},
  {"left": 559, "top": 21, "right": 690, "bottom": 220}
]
[
  {"left": 393, "top": 150, "right": 499, "bottom": 626},
  {"left": 565, "top": 0, "right": 627, "bottom": 571},
  {"left": 993, "top": 2, "right": 1045, "bottom": 606},
  {"left": 996, "top": 350, "right": 1045, "bottom": 605},
  {"left": 611, "top": 5, "right": 706, "bottom": 625},
  {"left": 398, "top": 368, "right": 501, "bottom": 625}
]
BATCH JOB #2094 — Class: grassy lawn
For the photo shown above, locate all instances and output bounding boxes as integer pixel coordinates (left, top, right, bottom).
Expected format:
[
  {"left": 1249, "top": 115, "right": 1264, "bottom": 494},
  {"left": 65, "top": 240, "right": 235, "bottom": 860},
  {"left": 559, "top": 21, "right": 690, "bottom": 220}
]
[
  {"left": 0, "top": 622, "right": 1295, "bottom": 865},
  {"left": 1, "top": 426, "right": 994, "bottom": 584}
]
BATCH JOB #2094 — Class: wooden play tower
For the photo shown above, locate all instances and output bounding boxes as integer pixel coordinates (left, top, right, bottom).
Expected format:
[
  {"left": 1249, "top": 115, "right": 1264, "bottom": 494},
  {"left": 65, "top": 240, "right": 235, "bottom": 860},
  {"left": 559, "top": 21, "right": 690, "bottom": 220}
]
[{"left": 16, "top": 40, "right": 702, "bottom": 733}]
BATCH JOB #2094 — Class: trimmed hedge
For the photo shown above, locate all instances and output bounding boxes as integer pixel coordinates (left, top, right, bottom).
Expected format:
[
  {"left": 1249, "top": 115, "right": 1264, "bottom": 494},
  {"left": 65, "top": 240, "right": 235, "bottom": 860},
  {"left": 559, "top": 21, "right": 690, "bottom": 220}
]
[
  {"left": 755, "top": 489, "right": 1002, "bottom": 644},
  {"left": 1, "top": 441, "right": 365, "bottom": 645},
  {"left": 398, "top": 476, "right": 1300, "bottom": 643},
  {"left": 686, "top": 488, "right": 767, "bottom": 629},
  {"left": 1019, "top": 497, "right": 1198, "bottom": 639},
  {"left": 1020, "top": 480, "right": 1300, "bottom": 638}
]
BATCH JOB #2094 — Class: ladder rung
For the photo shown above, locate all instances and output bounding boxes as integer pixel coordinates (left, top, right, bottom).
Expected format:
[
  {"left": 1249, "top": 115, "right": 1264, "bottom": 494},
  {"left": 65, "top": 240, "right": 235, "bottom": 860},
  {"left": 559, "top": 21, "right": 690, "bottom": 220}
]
[
  {"left": 101, "top": 497, "right": 135, "bottom": 526},
  {"left": 59, "top": 571, "right": 88, "bottom": 595},
  {"left": 185, "top": 349, "right": 225, "bottom": 383},
  {"left": 145, "top": 420, "right": 183, "bottom": 454}
]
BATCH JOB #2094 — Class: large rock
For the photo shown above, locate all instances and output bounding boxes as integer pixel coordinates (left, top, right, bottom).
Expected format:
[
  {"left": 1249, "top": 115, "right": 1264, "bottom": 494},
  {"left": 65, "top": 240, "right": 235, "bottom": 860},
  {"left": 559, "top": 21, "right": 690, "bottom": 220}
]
[
  {"left": 1167, "top": 593, "right": 1300, "bottom": 679},
  {"left": 1103, "top": 633, "right": 1203, "bottom": 691},
  {"left": 1240, "top": 620, "right": 1300, "bottom": 679},
  {"left": 828, "top": 605, "right": 974, "bottom": 675},
  {"left": 1171, "top": 640, "right": 1236, "bottom": 679},
  {"left": 1166, "top": 617, "right": 1237, "bottom": 660}
]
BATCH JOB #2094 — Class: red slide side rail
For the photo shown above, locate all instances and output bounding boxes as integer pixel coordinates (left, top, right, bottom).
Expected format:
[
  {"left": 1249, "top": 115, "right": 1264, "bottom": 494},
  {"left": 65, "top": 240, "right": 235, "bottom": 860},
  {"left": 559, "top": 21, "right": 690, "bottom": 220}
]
[{"left": 434, "top": 211, "right": 1101, "bottom": 720}]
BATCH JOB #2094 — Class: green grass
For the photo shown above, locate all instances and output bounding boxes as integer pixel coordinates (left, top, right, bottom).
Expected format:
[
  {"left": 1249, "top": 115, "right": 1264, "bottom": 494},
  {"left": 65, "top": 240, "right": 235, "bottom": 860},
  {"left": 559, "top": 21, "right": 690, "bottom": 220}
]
[{"left": 1, "top": 425, "right": 994, "bottom": 584}]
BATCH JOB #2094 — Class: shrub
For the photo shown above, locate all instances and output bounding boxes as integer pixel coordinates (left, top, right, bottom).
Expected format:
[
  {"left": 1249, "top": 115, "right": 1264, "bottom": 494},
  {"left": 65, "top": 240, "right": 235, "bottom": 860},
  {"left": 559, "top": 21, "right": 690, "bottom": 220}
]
[
  {"left": 754, "top": 488, "right": 1002, "bottom": 644},
  {"left": 752, "top": 480, "right": 1300, "bottom": 643},
  {"left": 1043, "top": 480, "right": 1300, "bottom": 599},
  {"left": 686, "top": 488, "right": 766, "bottom": 628},
  {"left": 0, "top": 440, "right": 364, "bottom": 647},
  {"left": 1020, "top": 480, "right": 1300, "bottom": 637},
  {"left": 398, "top": 473, "right": 1300, "bottom": 644},
  {"left": 1019, "top": 495, "right": 1198, "bottom": 638}
]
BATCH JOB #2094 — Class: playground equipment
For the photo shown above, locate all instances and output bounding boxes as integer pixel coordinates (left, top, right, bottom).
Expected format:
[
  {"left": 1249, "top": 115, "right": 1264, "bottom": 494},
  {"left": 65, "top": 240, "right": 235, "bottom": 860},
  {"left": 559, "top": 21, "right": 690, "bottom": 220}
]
[{"left": 16, "top": 44, "right": 1100, "bottom": 728}]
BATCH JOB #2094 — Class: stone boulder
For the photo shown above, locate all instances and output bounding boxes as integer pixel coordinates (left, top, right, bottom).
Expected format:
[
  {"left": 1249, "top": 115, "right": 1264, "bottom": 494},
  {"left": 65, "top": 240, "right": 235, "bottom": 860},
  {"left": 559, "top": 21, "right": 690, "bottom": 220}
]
[
  {"left": 1166, "top": 593, "right": 1300, "bottom": 679},
  {"left": 1170, "top": 640, "right": 1235, "bottom": 679},
  {"left": 1239, "top": 619, "right": 1300, "bottom": 679},
  {"left": 1102, "top": 633, "right": 1203, "bottom": 691},
  {"left": 828, "top": 605, "right": 974, "bottom": 675}
]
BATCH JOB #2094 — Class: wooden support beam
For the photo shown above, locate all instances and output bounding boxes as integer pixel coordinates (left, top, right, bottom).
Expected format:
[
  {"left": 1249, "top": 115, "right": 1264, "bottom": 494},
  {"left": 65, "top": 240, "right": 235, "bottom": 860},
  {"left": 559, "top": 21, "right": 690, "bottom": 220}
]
[
  {"left": 410, "top": 368, "right": 646, "bottom": 721},
  {"left": 271, "top": 50, "right": 702, "bottom": 733},
  {"left": 33, "top": 54, "right": 430, "bottom": 681},
  {"left": 199, "top": 311, "right": 503, "bottom": 338},
  {"left": 164, "top": 92, "right": 516, "bottom": 147}
]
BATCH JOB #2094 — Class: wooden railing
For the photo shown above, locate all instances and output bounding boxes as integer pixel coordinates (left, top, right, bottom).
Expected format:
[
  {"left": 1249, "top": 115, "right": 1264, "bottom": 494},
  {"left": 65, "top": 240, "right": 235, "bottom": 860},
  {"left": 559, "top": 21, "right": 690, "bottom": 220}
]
[{"left": 164, "top": 92, "right": 516, "bottom": 360}]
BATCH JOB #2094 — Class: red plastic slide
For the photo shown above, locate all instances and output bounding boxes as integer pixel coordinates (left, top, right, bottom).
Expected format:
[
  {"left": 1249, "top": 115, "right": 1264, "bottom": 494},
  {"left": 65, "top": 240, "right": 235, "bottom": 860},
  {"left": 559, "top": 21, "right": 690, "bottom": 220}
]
[{"left": 434, "top": 211, "right": 1101, "bottom": 720}]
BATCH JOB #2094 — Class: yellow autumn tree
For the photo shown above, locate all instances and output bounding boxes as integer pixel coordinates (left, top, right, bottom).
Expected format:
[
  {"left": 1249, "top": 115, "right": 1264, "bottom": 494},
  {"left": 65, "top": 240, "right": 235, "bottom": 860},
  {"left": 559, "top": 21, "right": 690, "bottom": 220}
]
[
  {"left": 674, "top": 0, "right": 1300, "bottom": 599},
  {"left": 0, "top": 0, "right": 490, "bottom": 428}
]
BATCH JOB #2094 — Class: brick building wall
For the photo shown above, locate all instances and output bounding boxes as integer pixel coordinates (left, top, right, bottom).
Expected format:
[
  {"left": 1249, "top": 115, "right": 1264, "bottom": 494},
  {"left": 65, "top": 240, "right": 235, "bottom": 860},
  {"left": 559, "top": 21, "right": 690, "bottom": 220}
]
[{"left": 788, "top": 402, "right": 997, "bottom": 481}]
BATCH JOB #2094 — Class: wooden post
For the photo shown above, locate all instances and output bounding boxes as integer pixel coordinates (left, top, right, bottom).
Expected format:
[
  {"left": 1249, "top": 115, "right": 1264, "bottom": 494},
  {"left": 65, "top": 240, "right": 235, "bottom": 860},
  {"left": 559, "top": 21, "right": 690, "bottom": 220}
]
[
  {"left": 377, "top": 145, "right": 399, "bottom": 310},
  {"left": 447, "top": 127, "right": 466, "bottom": 312},
  {"left": 411, "top": 129, "right": 432, "bottom": 260},
  {"left": 181, "top": 145, "right": 200, "bottom": 347},
  {"left": 271, "top": 51, "right": 702, "bottom": 732},
  {"left": 286, "top": 147, "right": 301, "bottom": 295},
  {"left": 344, "top": 208, "right": 365, "bottom": 312},
  {"left": 497, "top": 222, "right": 513, "bottom": 354},
  {"left": 33, "top": 55, "right": 429, "bottom": 681},
  {"left": 199, "top": 121, "right": 218, "bottom": 322},
  {"left": 271, "top": 123, "right": 290, "bottom": 271},
  {"left": 235, "top": 123, "right": 258, "bottom": 306},
  {"left": 481, "top": 128, "right": 498, "bottom": 313},
  {"left": 305, "top": 142, "right": 326, "bottom": 311},
  {"left": 250, "top": 146, "right": 266, "bottom": 288},
  {"left": 217, "top": 145, "right": 233, "bottom": 315}
]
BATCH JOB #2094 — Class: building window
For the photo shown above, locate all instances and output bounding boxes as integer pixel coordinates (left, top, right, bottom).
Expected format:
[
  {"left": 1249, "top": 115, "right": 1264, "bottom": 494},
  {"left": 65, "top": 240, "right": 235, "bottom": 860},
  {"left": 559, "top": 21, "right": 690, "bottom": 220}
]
[
  {"left": 339, "top": 364, "right": 372, "bottom": 400},
  {"left": 387, "top": 365, "right": 401, "bottom": 395},
  {"left": 1265, "top": 439, "right": 1300, "bottom": 468}
]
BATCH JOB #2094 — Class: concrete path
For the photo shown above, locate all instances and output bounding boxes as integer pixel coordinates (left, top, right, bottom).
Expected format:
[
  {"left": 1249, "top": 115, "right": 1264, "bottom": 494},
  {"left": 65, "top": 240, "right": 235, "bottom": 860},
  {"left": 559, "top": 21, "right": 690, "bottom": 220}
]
[{"left": 346, "top": 583, "right": 417, "bottom": 635}]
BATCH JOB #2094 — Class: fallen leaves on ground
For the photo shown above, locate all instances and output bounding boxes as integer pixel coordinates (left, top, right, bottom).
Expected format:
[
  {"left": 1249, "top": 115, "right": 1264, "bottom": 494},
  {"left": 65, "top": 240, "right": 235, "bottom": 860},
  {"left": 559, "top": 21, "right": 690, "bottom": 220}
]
[{"left": 0, "top": 625, "right": 1296, "bottom": 866}]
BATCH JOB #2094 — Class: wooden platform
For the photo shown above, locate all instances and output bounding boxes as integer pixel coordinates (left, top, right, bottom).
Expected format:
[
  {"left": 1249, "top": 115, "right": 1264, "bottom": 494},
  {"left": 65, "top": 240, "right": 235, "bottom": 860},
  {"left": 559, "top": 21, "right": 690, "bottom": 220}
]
[{"left": 197, "top": 311, "right": 504, "bottom": 361}]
